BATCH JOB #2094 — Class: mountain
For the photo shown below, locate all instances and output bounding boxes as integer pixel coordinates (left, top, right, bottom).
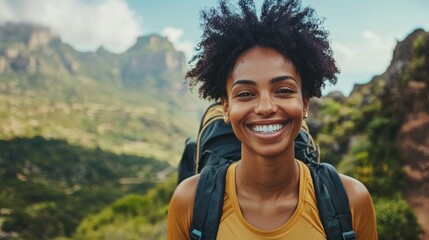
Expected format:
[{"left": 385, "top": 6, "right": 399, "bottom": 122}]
[
  {"left": 307, "top": 28, "right": 429, "bottom": 238},
  {"left": 0, "top": 22, "right": 205, "bottom": 163},
  {"left": 0, "top": 22, "right": 207, "bottom": 239},
  {"left": 381, "top": 29, "right": 429, "bottom": 237}
]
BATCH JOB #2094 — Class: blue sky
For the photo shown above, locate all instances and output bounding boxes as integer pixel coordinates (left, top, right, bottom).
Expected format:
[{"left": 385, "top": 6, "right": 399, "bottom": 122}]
[{"left": 1, "top": 0, "right": 428, "bottom": 95}]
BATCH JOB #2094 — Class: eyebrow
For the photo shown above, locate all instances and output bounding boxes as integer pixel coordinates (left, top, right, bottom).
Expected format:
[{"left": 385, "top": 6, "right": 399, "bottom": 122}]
[
  {"left": 271, "top": 75, "right": 297, "bottom": 84},
  {"left": 232, "top": 75, "right": 297, "bottom": 87}
]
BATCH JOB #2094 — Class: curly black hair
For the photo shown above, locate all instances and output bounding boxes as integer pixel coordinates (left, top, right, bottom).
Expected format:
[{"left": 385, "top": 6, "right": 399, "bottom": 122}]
[{"left": 186, "top": 0, "right": 339, "bottom": 101}]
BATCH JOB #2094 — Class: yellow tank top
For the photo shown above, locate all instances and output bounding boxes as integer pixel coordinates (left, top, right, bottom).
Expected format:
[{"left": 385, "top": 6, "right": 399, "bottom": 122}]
[{"left": 217, "top": 160, "right": 326, "bottom": 239}]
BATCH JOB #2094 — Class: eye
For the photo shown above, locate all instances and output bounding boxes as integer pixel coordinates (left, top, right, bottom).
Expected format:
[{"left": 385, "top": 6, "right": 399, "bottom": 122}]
[
  {"left": 276, "top": 87, "right": 295, "bottom": 95},
  {"left": 236, "top": 90, "right": 254, "bottom": 98}
]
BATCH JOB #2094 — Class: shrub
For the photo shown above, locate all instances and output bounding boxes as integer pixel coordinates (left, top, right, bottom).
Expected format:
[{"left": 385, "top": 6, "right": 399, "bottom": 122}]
[{"left": 375, "top": 197, "right": 422, "bottom": 240}]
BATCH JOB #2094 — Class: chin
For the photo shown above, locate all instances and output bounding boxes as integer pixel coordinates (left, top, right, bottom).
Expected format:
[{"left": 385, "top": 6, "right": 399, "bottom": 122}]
[{"left": 253, "top": 145, "right": 292, "bottom": 159}]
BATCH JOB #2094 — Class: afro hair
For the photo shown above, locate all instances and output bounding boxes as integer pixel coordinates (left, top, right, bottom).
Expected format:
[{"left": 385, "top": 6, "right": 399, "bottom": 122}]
[{"left": 186, "top": 0, "right": 339, "bottom": 101}]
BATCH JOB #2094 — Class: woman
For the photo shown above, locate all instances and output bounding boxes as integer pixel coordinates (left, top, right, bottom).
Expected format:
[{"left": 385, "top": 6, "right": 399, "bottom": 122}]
[{"left": 167, "top": 0, "right": 377, "bottom": 239}]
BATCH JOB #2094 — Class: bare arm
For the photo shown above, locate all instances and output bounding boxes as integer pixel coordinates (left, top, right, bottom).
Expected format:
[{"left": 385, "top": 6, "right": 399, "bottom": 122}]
[
  {"left": 340, "top": 174, "right": 378, "bottom": 240},
  {"left": 167, "top": 175, "right": 198, "bottom": 240}
]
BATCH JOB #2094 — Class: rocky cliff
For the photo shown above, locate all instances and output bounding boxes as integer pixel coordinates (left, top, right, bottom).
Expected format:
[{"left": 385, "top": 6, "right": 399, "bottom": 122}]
[
  {"left": 353, "top": 29, "right": 429, "bottom": 235},
  {"left": 310, "top": 28, "right": 429, "bottom": 238}
]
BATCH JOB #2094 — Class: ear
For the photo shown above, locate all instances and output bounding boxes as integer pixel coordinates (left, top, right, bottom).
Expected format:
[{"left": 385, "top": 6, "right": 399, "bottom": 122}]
[
  {"left": 221, "top": 98, "right": 229, "bottom": 114},
  {"left": 301, "top": 90, "right": 310, "bottom": 113},
  {"left": 221, "top": 99, "right": 230, "bottom": 123},
  {"left": 303, "top": 97, "right": 310, "bottom": 117},
  {"left": 303, "top": 97, "right": 309, "bottom": 112}
]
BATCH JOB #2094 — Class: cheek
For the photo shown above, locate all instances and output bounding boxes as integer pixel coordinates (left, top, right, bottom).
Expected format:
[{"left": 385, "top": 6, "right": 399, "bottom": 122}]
[
  {"left": 227, "top": 104, "right": 251, "bottom": 139},
  {"left": 292, "top": 102, "right": 305, "bottom": 117},
  {"left": 228, "top": 104, "right": 248, "bottom": 122},
  {"left": 280, "top": 99, "right": 305, "bottom": 118}
]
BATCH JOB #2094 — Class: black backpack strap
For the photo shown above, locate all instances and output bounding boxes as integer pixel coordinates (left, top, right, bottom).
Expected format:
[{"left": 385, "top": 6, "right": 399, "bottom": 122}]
[
  {"left": 178, "top": 138, "right": 197, "bottom": 184},
  {"left": 190, "top": 162, "right": 230, "bottom": 240},
  {"left": 308, "top": 162, "right": 356, "bottom": 240},
  {"left": 197, "top": 120, "right": 241, "bottom": 173}
]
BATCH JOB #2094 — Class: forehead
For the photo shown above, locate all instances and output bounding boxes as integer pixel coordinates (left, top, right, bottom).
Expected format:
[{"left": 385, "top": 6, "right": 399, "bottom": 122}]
[
  {"left": 237, "top": 46, "right": 290, "bottom": 64},
  {"left": 230, "top": 46, "right": 300, "bottom": 82}
]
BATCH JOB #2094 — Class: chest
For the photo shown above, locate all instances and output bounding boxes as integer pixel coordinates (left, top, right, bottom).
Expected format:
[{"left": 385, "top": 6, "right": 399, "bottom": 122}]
[
  {"left": 238, "top": 195, "right": 299, "bottom": 231},
  {"left": 217, "top": 210, "right": 326, "bottom": 240},
  {"left": 218, "top": 163, "right": 326, "bottom": 239}
]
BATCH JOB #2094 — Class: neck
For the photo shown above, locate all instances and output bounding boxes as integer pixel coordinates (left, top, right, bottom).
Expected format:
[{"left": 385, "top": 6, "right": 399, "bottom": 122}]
[{"left": 236, "top": 147, "right": 300, "bottom": 200}]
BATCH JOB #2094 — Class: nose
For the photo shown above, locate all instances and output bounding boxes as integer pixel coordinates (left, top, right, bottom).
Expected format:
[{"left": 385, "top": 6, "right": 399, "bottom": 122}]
[{"left": 254, "top": 93, "right": 278, "bottom": 117}]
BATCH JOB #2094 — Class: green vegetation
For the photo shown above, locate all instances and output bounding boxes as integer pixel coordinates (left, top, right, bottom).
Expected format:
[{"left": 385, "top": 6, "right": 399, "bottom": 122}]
[
  {"left": 72, "top": 174, "right": 176, "bottom": 240},
  {"left": 319, "top": 102, "right": 418, "bottom": 236},
  {"left": 313, "top": 32, "right": 429, "bottom": 239},
  {"left": 315, "top": 90, "right": 419, "bottom": 237},
  {"left": 0, "top": 22, "right": 206, "bottom": 239},
  {"left": 375, "top": 197, "right": 422, "bottom": 240},
  {"left": 0, "top": 137, "right": 169, "bottom": 239}
]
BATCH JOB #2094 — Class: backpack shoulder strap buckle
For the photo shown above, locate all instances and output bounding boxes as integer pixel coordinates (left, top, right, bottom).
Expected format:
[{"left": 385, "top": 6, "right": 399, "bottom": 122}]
[
  {"left": 190, "top": 229, "right": 202, "bottom": 240},
  {"left": 342, "top": 230, "right": 356, "bottom": 240}
]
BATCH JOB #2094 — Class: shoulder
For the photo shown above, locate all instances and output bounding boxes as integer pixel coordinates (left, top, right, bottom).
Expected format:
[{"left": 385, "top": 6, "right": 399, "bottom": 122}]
[
  {"left": 339, "top": 174, "right": 372, "bottom": 209},
  {"left": 170, "top": 174, "right": 199, "bottom": 211},
  {"left": 167, "top": 175, "right": 199, "bottom": 240},
  {"left": 339, "top": 174, "right": 378, "bottom": 239}
]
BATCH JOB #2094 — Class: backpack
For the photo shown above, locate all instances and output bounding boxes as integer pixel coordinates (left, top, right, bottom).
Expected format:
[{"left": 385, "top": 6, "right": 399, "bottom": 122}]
[{"left": 178, "top": 103, "right": 357, "bottom": 240}]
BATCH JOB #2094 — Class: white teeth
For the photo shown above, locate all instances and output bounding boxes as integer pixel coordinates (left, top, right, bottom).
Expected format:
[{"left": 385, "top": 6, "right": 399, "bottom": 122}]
[{"left": 252, "top": 124, "right": 283, "bottom": 134}]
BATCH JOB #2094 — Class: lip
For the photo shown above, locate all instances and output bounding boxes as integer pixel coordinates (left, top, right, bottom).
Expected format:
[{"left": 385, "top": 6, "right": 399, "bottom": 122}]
[{"left": 247, "top": 119, "right": 286, "bottom": 126}]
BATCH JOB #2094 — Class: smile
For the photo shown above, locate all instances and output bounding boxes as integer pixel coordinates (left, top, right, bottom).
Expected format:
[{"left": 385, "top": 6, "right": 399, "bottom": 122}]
[{"left": 251, "top": 124, "right": 284, "bottom": 134}]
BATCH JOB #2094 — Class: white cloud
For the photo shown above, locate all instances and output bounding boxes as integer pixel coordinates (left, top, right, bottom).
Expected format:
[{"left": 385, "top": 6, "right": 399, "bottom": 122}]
[
  {"left": 162, "top": 27, "right": 194, "bottom": 60},
  {"left": 363, "top": 30, "right": 387, "bottom": 49},
  {"left": 0, "top": 0, "right": 143, "bottom": 53},
  {"left": 360, "top": 31, "right": 395, "bottom": 72},
  {"left": 162, "top": 27, "right": 184, "bottom": 43},
  {"left": 0, "top": 1, "right": 13, "bottom": 21},
  {"left": 362, "top": 31, "right": 379, "bottom": 40},
  {"left": 331, "top": 31, "right": 395, "bottom": 74},
  {"left": 324, "top": 31, "right": 396, "bottom": 95},
  {"left": 332, "top": 42, "right": 355, "bottom": 60}
]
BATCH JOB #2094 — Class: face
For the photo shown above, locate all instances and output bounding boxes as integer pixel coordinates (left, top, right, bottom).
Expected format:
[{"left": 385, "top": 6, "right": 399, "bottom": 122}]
[{"left": 223, "top": 46, "right": 308, "bottom": 159}]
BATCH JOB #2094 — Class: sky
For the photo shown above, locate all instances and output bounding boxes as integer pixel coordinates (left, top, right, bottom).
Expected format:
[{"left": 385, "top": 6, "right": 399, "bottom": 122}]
[{"left": 0, "top": 0, "right": 428, "bottom": 95}]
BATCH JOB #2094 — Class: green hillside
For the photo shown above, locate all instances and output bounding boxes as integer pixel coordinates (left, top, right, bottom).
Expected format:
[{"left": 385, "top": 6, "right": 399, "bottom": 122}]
[
  {"left": 0, "top": 137, "right": 169, "bottom": 239},
  {"left": 0, "top": 22, "right": 205, "bottom": 164},
  {"left": 0, "top": 22, "right": 206, "bottom": 239}
]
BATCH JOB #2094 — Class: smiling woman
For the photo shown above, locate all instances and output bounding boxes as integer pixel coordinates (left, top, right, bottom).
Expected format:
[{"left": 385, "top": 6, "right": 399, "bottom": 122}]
[
  {"left": 224, "top": 47, "right": 305, "bottom": 160},
  {"left": 167, "top": 0, "right": 378, "bottom": 239}
]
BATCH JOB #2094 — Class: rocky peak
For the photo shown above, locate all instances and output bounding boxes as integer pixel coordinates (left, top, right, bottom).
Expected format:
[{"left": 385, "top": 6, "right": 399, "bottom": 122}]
[
  {"left": 391, "top": 29, "right": 426, "bottom": 66},
  {"left": 125, "top": 34, "right": 175, "bottom": 53},
  {"left": 0, "top": 23, "right": 188, "bottom": 90},
  {"left": 0, "top": 22, "right": 57, "bottom": 49},
  {"left": 0, "top": 23, "right": 59, "bottom": 73},
  {"left": 121, "top": 34, "right": 187, "bottom": 82},
  {"left": 350, "top": 29, "right": 429, "bottom": 116},
  {"left": 389, "top": 29, "right": 428, "bottom": 116},
  {"left": 27, "top": 27, "right": 55, "bottom": 49}
]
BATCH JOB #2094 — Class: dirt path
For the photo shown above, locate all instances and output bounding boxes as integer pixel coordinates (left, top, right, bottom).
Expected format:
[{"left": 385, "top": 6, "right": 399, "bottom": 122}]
[
  {"left": 405, "top": 191, "right": 429, "bottom": 239},
  {"left": 398, "top": 114, "right": 429, "bottom": 239}
]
